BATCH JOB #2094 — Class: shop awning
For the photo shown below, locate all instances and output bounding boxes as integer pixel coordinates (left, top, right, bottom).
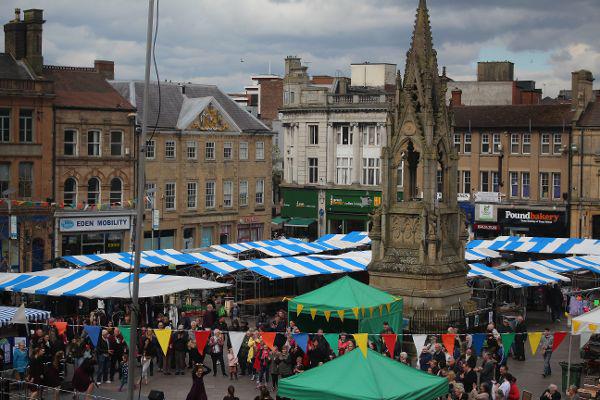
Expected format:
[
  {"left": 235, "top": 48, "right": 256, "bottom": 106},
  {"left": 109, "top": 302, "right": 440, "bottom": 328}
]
[
  {"left": 0, "top": 306, "right": 51, "bottom": 327},
  {"left": 467, "top": 236, "right": 600, "bottom": 255},
  {"left": 61, "top": 249, "right": 236, "bottom": 269},
  {"left": 0, "top": 269, "right": 229, "bottom": 299},
  {"left": 465, "top": 248, "right": 501, "bottom": 261},
  {"left": 512, "top": 256, "right": 600, "bottom": 274},
  {"left": 468, "top": 263, "right": 566, "bottom": 288},
  {"left": 271, "top": 216, "right": 288, "bottom": 225},
  {"left": 284, "top": 217, "right": 317, "bottom": 228}
]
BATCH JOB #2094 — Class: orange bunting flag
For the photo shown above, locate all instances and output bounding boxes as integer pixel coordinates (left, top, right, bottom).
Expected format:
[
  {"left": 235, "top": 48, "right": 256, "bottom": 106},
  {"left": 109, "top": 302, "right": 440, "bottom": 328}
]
[
  {"left": 382, "top": 334, "right": 397, "bottom": 358},
  {"left": 296, "top": 304, "right": 304, "bottom": 316},
  {"left": 354, "top": 333, "right": 368, "bottom": 357},
  {"left": 310, "top": 308, "right": 317, "bottom": 320},
  {"left": 442, "top": 333, "right": 456, "bottom": 356},
  {"left": 53, "top": 321, "right": 67, "bottom": 336},
  {"left": 194, "top": 331, "right": 211, "bottom": 355},
  {"left": 337, "top": 310, "right": 345, "bottom": 322},
  {"left": 324, "top": 311, "right": 331, "bottom": 322},
  {"left": 552, "top": 332, "right": 567, "bottom": 352},
  {"left": 260, "top": 332, "right": 276, "bottom": 350},
  {"left": 352, "top": 307, "right": 359, "bottom": 319}
]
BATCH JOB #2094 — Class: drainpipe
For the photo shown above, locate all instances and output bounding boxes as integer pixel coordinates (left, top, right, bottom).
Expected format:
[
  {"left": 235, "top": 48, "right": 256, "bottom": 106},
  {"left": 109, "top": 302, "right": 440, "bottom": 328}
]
[
  {"left": 51, "top": 104, "right": 57, "bottom": 258},
  {"left": 566, "top": 118, "right": 572, "bottom": 237},
  {"left": 578, "top": 128, "right": 584, "bottom": 238}
]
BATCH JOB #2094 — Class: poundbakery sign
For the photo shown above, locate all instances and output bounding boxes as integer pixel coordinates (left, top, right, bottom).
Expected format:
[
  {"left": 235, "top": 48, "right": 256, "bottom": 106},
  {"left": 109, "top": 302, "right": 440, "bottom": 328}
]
[
  {"left": 59, "top": 215, "right": 131, "bottom": 232},
  {"left": 500, "top": 209, "right": 562, "bottom": 226}
]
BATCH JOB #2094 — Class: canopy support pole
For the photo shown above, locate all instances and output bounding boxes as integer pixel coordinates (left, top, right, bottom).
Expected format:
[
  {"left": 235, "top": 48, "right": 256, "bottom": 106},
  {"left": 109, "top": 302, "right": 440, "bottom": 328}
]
[{"left": 567, "top": 333, "right": 572, "bottom": 391}]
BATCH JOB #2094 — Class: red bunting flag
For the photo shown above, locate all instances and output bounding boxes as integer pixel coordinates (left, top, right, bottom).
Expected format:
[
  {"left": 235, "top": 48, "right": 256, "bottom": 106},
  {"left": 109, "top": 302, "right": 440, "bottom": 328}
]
[
  {"left": 194, "top": 330, "right": 211, "bottom": 355},
  {"left": 442, "top": 333, "right": 455, "bottom": 356},
  {"left": 552, "top": 332, "right": 567, "bottom": 352},
  {"left": 382, "top": 334, "right": 397, "bottom": 358},
  {"left": 260, "top": 332, "right": 276, "bottom": 350},
  {"left": 53, "top": 321, "right": 67, "bottom": 336}
]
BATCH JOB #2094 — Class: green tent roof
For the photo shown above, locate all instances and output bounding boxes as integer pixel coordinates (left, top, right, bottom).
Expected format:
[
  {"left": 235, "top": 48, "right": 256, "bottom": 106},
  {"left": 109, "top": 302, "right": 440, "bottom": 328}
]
[
  {"left": 278, "top": 348, "right": 449, "bottom": 400},
  {"left": 289, "top": 276, "right": 398, "bottom": 314}
]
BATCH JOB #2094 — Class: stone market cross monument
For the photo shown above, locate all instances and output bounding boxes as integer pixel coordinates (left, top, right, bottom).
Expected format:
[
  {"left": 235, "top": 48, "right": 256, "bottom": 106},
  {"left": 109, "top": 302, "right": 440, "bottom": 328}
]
[{"left": 369, "top": 0, "right": 471, "bottom": 313}]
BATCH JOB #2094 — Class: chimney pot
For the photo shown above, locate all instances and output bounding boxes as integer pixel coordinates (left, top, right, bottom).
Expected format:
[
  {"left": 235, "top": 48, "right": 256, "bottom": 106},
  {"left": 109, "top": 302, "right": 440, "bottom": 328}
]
[
  {"left": 94, "top": 60, "right": 114, "bottom": 80},
  {"left": 451, "top": 88, "right": 462, "bottom": 106},
  {"left": 14, "top": 8, "right": 21, "bottom": 21}
]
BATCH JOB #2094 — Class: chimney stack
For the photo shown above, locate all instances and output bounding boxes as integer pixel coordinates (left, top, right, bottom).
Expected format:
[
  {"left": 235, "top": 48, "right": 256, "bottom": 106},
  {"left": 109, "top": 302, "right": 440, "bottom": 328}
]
[
  {"left": 451, "top": 88, "right": 462, "bottom": 106},
  {"left": 4, "top": 8, "right": 27, "bottom": 60},
  {"left": 94, "top": 60, "right": 115, "bottom": 80},
  {"left": 23, "top": 9, "right": 44, "bottom": 75},
  {"left": 572, "top": 70, "right": 594, "bottom": 118}
]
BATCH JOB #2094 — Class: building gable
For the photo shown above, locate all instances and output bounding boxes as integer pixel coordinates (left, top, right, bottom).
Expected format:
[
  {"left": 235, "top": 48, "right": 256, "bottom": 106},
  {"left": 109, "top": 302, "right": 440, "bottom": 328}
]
[{"left": 176, "top": 96, "right": 240, "bottom": 132}]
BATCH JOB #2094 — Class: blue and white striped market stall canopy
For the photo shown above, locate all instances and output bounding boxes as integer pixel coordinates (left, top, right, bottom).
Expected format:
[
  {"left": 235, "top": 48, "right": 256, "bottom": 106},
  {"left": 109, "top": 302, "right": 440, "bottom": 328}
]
[
  {"left": 210, "top": 237, "right": 360, "bottom": 257},
  {"left": 62, "top": 249, "right": 236, "bottom": 269},
  {"left": 468, "top": 263, "right": 569, "bottom": 288},
  {"left": 0, "top": 269, "right": 229, "bottom": 299},
  {"left": 467, "top": 236, "right": 600, "bottom": 255},
  {"left": 465, "top": 248, "right": 501, "bottom": 261},
  {"left": 512, "top": 256, "right": 600, "bottom": 274},
  {"left": 314, "top": 231, "right": 371, "bottom": 247},
  {"left": 0, "top": 306, "right": 51, "bottom": 327}
]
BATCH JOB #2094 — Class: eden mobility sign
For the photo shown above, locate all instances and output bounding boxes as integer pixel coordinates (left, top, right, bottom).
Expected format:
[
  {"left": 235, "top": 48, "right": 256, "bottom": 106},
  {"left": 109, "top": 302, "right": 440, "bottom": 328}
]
[{"left": 59, "top": 216, "right": 131, "bottom": 232}]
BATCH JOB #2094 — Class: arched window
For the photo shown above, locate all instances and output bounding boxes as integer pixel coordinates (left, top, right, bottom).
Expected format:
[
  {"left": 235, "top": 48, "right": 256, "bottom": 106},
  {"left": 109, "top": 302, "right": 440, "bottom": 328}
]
[
  {"left": 87, "top": 177, "right": 100, "bottom": 205},
  {"left": 64, "top": 178, "right": 77, "bottom": 206},
  {"left": 109, "top": 178, "right": 123, "bottom": 204}
]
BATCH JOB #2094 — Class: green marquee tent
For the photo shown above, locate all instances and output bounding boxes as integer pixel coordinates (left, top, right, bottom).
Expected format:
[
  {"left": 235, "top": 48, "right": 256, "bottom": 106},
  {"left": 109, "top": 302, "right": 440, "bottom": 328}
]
[
  {"left": 288, "top": 276, "right": 402, "bottom": 334},
  {"left": 278, "top": 348, "right": 448, "bottom": 400}
]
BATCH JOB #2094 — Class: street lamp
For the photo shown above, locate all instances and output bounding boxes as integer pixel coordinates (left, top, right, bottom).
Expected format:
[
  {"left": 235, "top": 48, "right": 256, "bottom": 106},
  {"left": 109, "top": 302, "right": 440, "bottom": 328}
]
[
  {"left": 146, "top": 187, "right": 157, "bottom": 250},
  {"left": 2, "top": 188, "right": 17, "bottom": 272}
]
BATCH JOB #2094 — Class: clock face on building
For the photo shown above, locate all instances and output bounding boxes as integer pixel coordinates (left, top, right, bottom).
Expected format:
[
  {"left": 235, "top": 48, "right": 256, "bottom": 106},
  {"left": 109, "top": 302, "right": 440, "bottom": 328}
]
[{"left": 402, "top": 121, "right": 416, "bottom": 135}]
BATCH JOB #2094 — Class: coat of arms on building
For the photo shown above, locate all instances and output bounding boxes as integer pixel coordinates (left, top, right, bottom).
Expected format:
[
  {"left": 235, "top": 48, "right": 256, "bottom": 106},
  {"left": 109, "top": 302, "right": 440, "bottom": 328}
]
[{"left": 190, "top": 104, "right": 230, "bottom": 131}]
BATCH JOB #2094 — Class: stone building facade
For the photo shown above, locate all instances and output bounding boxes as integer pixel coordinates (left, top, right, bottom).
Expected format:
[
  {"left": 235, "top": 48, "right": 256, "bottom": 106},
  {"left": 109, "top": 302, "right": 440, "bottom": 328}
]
[{"left": 112, "top": 81, "right": 273, "bottom": 249}]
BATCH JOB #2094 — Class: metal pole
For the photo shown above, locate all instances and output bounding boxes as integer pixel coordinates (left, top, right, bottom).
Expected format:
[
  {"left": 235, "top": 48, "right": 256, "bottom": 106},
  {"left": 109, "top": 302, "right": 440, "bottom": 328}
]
[
  {"left": 127, "top": 1, "right": 154, "bottom": 399},
  {"left": 566, "top": 333, "right": 573, "bottom": 392},
  {"left": 7, "top": 200, "right": 11, "bottom": 271}
]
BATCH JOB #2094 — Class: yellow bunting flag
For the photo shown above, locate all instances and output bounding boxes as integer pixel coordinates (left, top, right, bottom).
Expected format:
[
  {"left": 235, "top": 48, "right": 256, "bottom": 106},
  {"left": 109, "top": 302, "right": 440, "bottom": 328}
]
[
  {"left": 528, "top": 332, "right": 542, "bottom": 356},
  {"left": 324, "top": 311, "right": 331, "bottom": 322},
  {"left": 361, "top": 307, "right": 366, "bottom": 317},
  {"left": 354, "top": 333, "right": 368, "bottom": 357},
  {"left": 386, "top": 303, "right": 391, "bottom": 313},
  {"left": 572, "top": 320, "right": 581, "bottom": 333},
  {"left": 337, "top": 310, "right": 345, "bottom": 322},
  {"left": 155, "top": 328, "right": 172, "bottom": 356},
  {"left": 352, "top": 307, "right": 359, "bottom": 319},
  {"left": 589, "top": 324, "right": 598, "bottom": 332},
  {"left": 379, "top": 305, "right": 384, "bottom": 316},
  {"left": 310, "top": 308, "right": 317, "bottom": 320},
  {"left": 369, "top": 307, "right": 374, "bottom": 317},
  {"left": 296, "top": 304, "right": 304, "bottom": 316}
]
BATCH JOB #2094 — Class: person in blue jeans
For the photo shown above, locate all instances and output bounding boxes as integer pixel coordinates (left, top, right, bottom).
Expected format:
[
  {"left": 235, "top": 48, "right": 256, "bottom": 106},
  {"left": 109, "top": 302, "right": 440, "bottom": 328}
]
[
  {"left": 540, "top": 328, "right": 554, "bottom": 377},
  {"left": 95, "top": 329, "right": 112, "bottom": 384},
  {"left": 12, "top": 341, "right": 28, "bottom": 380}
]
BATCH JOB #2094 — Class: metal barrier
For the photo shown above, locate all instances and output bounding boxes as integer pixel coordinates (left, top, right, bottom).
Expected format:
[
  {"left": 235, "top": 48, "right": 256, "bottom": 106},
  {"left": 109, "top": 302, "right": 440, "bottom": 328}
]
[{"left": 0, "top": 375, "right": 117, "bottom": 400}]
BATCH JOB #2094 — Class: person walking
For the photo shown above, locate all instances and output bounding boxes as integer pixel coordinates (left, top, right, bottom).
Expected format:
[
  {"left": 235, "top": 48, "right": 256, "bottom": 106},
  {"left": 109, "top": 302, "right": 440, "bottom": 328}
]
[
  {"left": 540, "top": 329, "right": 554, "bottom": 377},
  {"left": 13, "top": 341, "right": 28, "bottom": 380},
  {"left": 95, "top": 329, "right": 112, "bottom": 384},
  {"left": 185, "top": 364, "right": 212, "bottom": 400},
  {"left": 514, "top": 316, "right": 527, "bottom": 361}
]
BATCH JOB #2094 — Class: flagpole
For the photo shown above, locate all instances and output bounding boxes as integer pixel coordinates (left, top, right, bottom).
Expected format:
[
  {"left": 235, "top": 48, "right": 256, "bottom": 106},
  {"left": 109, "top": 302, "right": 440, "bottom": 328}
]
[{"left": 127, "top": 0, "right": 154, "bottom": 399}]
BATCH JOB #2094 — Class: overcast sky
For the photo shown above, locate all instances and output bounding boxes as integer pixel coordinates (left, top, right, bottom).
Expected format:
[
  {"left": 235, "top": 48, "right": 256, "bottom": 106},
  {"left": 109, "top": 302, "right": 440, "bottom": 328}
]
[{"left": 1, "top": 0, "right": 599, "bottom": 96}]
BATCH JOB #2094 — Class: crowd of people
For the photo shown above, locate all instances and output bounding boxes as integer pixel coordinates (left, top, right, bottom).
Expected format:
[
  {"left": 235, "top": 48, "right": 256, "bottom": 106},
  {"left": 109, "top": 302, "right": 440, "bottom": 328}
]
[{"left": 2, "top": 299, "right": 586, "bottom": 400}]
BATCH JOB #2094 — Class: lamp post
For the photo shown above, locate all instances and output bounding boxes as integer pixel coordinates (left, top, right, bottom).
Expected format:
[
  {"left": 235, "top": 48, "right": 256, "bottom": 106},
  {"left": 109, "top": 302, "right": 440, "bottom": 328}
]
[{"left": 2, "top": 188, "right": 17, "bottom": 272}]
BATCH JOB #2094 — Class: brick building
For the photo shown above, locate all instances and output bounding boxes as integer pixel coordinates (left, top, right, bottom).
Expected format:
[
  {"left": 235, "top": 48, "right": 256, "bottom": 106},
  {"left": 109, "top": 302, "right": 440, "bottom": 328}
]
[{"left": 111, "top": 81, "right": 273, "bottom": 249}]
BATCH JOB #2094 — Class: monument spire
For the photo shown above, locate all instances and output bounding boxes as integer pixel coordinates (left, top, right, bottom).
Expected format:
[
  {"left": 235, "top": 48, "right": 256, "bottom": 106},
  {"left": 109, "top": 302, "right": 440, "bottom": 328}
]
[{"left": 409, "top": 0, "right": 435, "bottom": 66}]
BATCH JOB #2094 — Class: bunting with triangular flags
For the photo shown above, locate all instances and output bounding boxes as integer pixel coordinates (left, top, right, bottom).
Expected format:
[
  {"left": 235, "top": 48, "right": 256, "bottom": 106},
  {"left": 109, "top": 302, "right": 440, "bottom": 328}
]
[
  {"left": 260, "top": 332, "right": 276, "bottom": 350},
  {"left": 10, "top": 304, "right": 27, "bottom": 325},
  {"left": 310, "top": 308, "right": 317, "bottom": 320},
  {"left": 53, "top": 321, "right": 67, "bottom": 336},
  {"left": 471, "top": 333, "right": 486, "bottom": 356},
  {"left": 413, "top": 334, "right": 427, "bottom": 353},
  {"left": 352, "top": 307, "right": 359, "bottom": 319},
  {"left": 119, "top": 326, "right": 131, "bottom": 349},
  {"left": 552, "top": 332, "right": 567, "bottom": 352},
  {"left": 337, "top": 310, "right": 345, "bottom": 322},
  {"left": 382, "top": 334, "right": 397, "bottom": 358},
  {"left": 500, "top": 333, "right": 516, "bottom": 357},
  {"left": 528, "top": 332, "right": 542, "bottom": 356},
  {"left": 296, "top": 304, "right": 304, "bottom": 316},
  {"left": 194, "top": 330, "right": 211, "bottom": 355},
  {"left": 324, "top": 333, "right": 339, "bottom": 355},
  {"left": 293, "top": 333, "right": 309, "bottom": 353},
  {"left": 324, "top": 311, "right": 331, "bottom": 322},
  {"left": 354, "top": 333, "right": 368, "bottom": 357},
  {"left": 441, "top": 334, "right": 455, "bottom": 356},
  {"left": 84, "top": 325, "right": 101, "bottom": 347},
  {"left": 228, "top": 331, "right": 245, "bottom": 358},
  {"left": 155, "top": 328, "right": 172, "bottom": 356}
]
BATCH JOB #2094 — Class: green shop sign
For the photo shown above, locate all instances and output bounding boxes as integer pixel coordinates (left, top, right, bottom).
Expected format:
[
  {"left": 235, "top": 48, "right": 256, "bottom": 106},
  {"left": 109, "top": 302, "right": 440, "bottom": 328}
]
[
  {"left": 281, "top": 188, "right": 318, "bottom": 218},
  {"left": 326, "top": 189, "right": 381, "bottom": 213}
]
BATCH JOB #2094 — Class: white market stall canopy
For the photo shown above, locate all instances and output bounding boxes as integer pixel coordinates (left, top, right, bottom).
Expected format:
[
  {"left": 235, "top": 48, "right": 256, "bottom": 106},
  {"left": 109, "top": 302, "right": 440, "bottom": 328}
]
[
  {"left": 0, "top": 306, "right": 51, "bottom": 327},
  {"left": 0, "top": 269, "right": 229, "bottom": 299},
  {"left": 513, "top": 256, "right": 600, "bottom": 274},
  {"left": 465, "top": 248, "right": 501, "bottom": 261},
  {"left": 467, "top": 236, "right": 600, "bottom": 255},
  {"left": 572, "top": 307, "right": 600, "bottom": 334},
  {"left": 468, "top": 263, "right": 569, "bottom": 288}
]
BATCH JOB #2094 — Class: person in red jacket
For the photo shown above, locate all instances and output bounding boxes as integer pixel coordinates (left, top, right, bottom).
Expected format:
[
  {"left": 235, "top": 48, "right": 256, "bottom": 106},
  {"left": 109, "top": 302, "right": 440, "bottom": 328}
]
[{"left": 508, "top": 376, "right": 520, "bottom": 400}]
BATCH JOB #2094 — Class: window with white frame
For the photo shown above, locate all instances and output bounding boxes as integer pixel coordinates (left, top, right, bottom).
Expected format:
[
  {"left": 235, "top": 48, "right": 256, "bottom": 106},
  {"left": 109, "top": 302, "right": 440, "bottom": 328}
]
[
  {"left": 553, "top": 133, "right": 562, "bottom": 154},
  {"left": 255, "top": 178, "right": 265, "bottom": 205},
  {"left": 510, "top": 133, "right": 520, "bottom": 154},
  {"left": 110, "top": 131, "right": 123, "bottom": 156},
  {"left": 522, "top": 133, "right": 531, "bottom": 154},
  {"left": 540, "top": 172, "right": 550, "bottom": 199},
  {"left": 109, "top": 178, "right": 123, "bottom": 204},
  {"left": 186, "top": 141, "right": 197, "bottom": 160},
  {"left": 362, "top": 125, "right": 379, "bottom": 146},
  {"left": 87, "top": 130, "right": 101, "bottom": 156},
  {"left": 205, "top": 181, "right": 215, "bottom": 208},
  {"left": 521, "top": 172, "right": 530, "bottom": 198},
  {"left": 552, "top": 173, "right": 561, "bottom": 199},
  {"left": 64, "top": 129, "right": 77, "bottom": 156},
  {"left": 510, "top": 172, "right": 519, "bottom": 197},
  {"left": 239, "top": 180, "right": 248, "bottom": 206},
  {"left": 64, "top": 177, "right": 77, "bottom": 206},
  {"left": 165, "top": 182, "right": 176, "bottom": 210},
  {"left": 308, "top": 124, "right": 319, "bottom": 145},
  {"left": 87, "top": 177, "right": 100, "bottom": 205},
  {"left": 541, "top": 133, "right": 550, "bottom": 154},
  {"left": 453, "top": 134, "right": 461, "bottom": 153},
  {"left": 205, "top": 142, "right": 215, "bottom": 160},
  {"left": 146, "top": 140, "right": 155, "bottom": 159},
  {"left": 255, "top": 141, "right": 265, "bottom": 160},
  {"left": 308, "top": 158, "right": 318, "bottom": 184},
  {"left": 145, "top": 182, "right": 156, "bottom": 210},
  {"left": 492, "top": 133, "right": 501, "bottom": 154},
  {"left": 397, "top": 161, "right": 404, "bottom": 188},
  {"left": 286, "top": 157, "right": 294, "bottom": 182},
  {"left": 223, "top": 180, "right": 233, "bottom": 207},
  {"left": 337, "top": 125, "right": 352, "bottom": 145},
  {"left": 481, "top": 133, "right": 490, "bottom": 154},
  {"left": 187, "top": 182, "right": 197, "bottom": 209},
  {"left": 223, "top": 142, "right": 232, "bottom": 160},
  {"left": 491, "top": 171, "right": 500, "bottom": 192},
  {"left": 239, "top": 142, "right": 248, "bottom": 160},
  {"left": 463, "top": 133, "right": 472, "bottom": 154},
  {"left": 462, "top": 171, "right": 471, "bottom": 193},
  {"left": 436, "top": 169, "right": 443, "bottom": 196},
  {"left": 336, "top": 157, "right": 352, "bottom": 185},
  {"left": 19, "top": 109, "right": 33, "bottom": 143},
  {"left": 362, "top": 158, "right": 380, "bottom": 185},
  {"left": 165, "top": 140, "right": 176, "bottom": 159},
  {"left": 480, "top": 171, "right": 490, "bottom": 192},
  {"left": 0, "top": 108, "right": 10, "bottom": 142}
]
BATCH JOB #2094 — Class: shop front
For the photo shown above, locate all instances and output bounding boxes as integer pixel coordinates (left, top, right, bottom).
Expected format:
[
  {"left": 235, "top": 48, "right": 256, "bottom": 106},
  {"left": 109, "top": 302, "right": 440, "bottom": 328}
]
[
  {"left": 474, "top": 204, "right": 499, "bottom": 239},
  {"left": 325, "top": 189, "right": 381, "bottom": 234},
  {"left": 237, "top": 215, "right": 265, "bottom": 243},
  {"left": 281, "top": 188, "right": 318, "bottom": 240},
  {"left": 55, "top": 211, "right": 134, "bottom": 256},
  {"left": 497, "top": 208, "right": 568, "bottom": 237}
]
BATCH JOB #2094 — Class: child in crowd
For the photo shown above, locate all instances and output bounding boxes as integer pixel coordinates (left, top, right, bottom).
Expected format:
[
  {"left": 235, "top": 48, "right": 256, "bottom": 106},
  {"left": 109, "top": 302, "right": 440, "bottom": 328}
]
[
  {"left": 118, "top": 354, "right": 128, "bottom": 392},
  {"left": 227, "top": 348, "right": 239, "bottom": 380}
]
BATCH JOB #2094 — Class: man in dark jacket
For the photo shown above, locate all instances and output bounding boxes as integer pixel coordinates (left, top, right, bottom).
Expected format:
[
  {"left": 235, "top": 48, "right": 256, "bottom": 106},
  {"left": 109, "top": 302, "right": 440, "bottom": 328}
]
[
  {"left": 514, "top": 315, "right": 527, "bottom": 361},
  {"left": 476, "top": 351, "right": 497, "bottom": 386},
  {"left": 172, "top": 326, "right": 189, "bottom": 375}
]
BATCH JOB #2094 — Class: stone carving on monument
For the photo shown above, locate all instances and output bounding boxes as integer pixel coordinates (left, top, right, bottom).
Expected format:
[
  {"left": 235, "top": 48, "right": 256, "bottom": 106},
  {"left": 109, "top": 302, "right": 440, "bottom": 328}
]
[{"left": 369, "top": 0, "right": 471, "bottom": 313}]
